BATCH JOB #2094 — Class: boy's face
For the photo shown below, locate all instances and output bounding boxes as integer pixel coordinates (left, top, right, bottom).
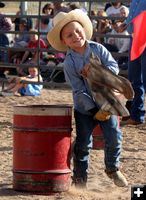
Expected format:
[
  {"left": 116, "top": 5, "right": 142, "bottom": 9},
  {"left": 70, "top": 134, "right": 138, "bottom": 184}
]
[
  {"left": 28, "top": 67, "right": 38, "bottom": 77},
  {"left": 61, "top": 21, "right": 86, "bottom": 53}
]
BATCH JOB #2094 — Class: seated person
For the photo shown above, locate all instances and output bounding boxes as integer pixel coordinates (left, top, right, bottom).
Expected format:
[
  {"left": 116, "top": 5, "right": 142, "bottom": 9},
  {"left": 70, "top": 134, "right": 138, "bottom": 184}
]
[
  {"left": 9, "top": 18, "right": 30, "bottom": 64},
  {"left": 12, "top": 29, "right": 48, "bottom": 76},
  {"left": 107, "top": 20, "right": 130, "bottom": 53},
  {"left": 119, "top": 5, "right": 129, "bottom": 23},
  {"left": 2, "top": 65, "right": 43, "bottom": 96},
  {"left": 106, "top": 2, "right": 123, "bottom": 17},
  {"left": 39, "top": 18, "right": 50, "bottom": 46},
  {"left": 13, "top": 18, "right": 30, "bottom": 47},
  {"left": 20, "top": 29, "right": 48, "bottom": 64},
  {"left": 94, "top": 9, "right": 111, "bottom": 43},
  {"left": 12, "top": 5, "right": 33, "bottom": 32}
]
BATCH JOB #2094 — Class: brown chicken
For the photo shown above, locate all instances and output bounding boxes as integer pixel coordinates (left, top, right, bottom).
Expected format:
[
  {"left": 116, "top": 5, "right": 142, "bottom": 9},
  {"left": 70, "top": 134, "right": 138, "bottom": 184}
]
[{"left": 81, "top": 53, "right": 134, "bottom": 117}]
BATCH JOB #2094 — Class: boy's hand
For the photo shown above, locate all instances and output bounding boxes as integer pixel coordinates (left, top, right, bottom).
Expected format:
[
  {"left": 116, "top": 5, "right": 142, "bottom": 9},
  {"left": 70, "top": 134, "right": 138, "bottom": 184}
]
[{"left": 94, "top": 110, "right": 111, "bottom": 121}]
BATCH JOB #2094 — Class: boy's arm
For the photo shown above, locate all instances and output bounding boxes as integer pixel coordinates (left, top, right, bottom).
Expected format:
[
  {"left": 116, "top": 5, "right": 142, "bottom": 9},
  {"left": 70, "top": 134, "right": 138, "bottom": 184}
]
[
  {"left": 95, "top": 43, "right": 119, "bottom": 75},
  {"left": 64, "top": 60, "right": 97, "bottom": 114}
]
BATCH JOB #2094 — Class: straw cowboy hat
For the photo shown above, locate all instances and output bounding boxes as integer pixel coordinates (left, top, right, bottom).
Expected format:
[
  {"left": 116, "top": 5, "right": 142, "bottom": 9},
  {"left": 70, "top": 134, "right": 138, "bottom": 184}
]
[
  {"left": 47, "top": 9, "right": 93, "bottom": 52},
  {"left": 0, "top": 1, "right": 5, "bottom": 8}
]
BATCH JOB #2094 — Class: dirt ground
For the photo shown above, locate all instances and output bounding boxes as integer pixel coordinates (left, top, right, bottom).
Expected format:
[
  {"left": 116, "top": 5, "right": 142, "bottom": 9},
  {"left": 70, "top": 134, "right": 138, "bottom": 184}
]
[{"left": 0, "top": 88, "right": 146, "bottom": 200}]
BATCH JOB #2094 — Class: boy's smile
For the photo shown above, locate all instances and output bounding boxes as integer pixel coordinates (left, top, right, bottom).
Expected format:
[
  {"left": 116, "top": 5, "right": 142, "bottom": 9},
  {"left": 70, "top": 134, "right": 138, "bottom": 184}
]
[{"left": 61, "top": 21, "right": 86, "bottom": 53}]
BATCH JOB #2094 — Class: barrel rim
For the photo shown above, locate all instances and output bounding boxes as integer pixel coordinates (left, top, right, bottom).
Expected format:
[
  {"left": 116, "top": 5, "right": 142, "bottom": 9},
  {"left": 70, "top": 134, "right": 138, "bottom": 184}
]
[
  {"left": 14, "top": 104, "right": 73, "bottom": 109},
  {"left": 13, "top": 169, "right": 72, "bottom": 174}
]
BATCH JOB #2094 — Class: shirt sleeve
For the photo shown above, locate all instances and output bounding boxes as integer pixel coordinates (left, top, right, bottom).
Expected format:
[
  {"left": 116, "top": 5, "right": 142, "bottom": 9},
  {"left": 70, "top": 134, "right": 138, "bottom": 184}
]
[
  {"left": 94, "top": 43, "right": 119, "bottom": 75},
  {"left": 64, "top": 57, "right": 97, "bottom": 113}
]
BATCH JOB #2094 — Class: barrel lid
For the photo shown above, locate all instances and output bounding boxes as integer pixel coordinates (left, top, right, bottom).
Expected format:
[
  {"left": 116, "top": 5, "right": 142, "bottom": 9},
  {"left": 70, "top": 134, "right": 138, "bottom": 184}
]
[{"left": 13, "top": 104, "right": 72, "bottom": 116}]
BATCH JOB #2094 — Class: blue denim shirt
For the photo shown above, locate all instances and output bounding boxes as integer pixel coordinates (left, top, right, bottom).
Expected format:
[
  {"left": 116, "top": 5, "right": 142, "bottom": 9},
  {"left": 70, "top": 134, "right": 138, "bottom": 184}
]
[
  {"left": 126, "top": 0, "right": 146, "bottom": 34},
  {"left": 63, "top": 40, "right": 119, "bottom": 115}
]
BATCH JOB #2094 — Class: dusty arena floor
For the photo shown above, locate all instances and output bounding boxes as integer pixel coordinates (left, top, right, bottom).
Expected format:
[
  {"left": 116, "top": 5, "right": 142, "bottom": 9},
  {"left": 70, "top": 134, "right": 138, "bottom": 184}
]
[{"left": 0, "top": 88, "right": 146, "bottom": 200}]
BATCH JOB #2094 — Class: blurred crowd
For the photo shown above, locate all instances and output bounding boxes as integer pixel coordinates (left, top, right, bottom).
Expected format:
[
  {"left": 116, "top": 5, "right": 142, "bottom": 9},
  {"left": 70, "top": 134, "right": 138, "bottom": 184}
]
[{"left": 0, "top": 1, "right": 130, "bottom": 81}]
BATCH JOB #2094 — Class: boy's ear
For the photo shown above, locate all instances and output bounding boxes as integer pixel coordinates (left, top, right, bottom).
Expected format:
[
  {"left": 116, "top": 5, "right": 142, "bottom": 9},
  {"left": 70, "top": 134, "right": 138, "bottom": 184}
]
[
  {"left": 61, "top": 39, "right": 66, "bottom": 45},
  {"left": 61, "top": 39, "right": 68, "bottom": 48}
]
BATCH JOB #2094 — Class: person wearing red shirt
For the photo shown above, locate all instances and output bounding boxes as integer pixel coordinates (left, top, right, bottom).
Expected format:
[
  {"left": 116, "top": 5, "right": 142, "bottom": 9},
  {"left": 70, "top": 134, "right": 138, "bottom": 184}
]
[
  {"left": 14, "top": 29, "right": 47, "bottom": 76},
  {"left": 21, "top": 29, "right": 47, "bottom": 64}
]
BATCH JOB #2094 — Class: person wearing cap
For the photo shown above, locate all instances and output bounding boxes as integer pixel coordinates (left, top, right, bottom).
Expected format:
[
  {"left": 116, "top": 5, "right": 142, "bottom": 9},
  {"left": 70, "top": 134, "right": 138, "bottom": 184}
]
[{"left": 47, "top": 9, "right": 128, "bottom": 188}]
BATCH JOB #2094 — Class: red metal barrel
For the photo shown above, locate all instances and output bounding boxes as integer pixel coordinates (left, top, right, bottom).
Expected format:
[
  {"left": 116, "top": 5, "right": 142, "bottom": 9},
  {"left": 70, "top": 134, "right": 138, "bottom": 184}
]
[
  {"left": 92, "top": 125, "right": 105, "bottom": 150},
  {"left": 13, "top": 104, "right": 72, "bottom": 194},
  {"left": 92, "top": 117, "right": 120, "bottom": 150}
]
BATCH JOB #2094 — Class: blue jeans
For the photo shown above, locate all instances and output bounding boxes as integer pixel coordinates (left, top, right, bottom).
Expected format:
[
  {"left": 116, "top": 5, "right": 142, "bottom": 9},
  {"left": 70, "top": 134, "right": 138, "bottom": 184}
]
[
  {"left": 128, "top": 38, "right": 146, "bottom": 123},
  {"left": 73, "top": 110, "right": 122, "bottom": 178}
]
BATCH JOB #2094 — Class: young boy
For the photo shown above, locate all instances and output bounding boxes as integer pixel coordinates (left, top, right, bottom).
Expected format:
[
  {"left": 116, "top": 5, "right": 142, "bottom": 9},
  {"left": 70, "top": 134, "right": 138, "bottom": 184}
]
[
  {"left": 3, "top": 65, "right": 43, "bottom": 96},
  {"left": 47, "top": 9, "right": 128, "bottom": 188}
]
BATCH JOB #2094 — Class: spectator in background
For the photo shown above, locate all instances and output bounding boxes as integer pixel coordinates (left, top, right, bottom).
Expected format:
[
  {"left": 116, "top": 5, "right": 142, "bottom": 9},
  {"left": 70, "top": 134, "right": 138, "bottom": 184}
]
[
  {"left": 119, "top": 6, "right": 129, "bottom": 23},
  {"left": 53, "top": 1, "right": 70, "bottom": 16},
  {"left": 108, "top": 20, "right": 130, "bottom": 70},
  {"left": 0, "top": 1, "right": 13, "bottom": 63},
  {"left": 9, "top": 18, "right": 30, "bottom": 65},
  {"left": 68, "top": 2, "right": 80, "bottom": 10},
  {"left": 120, "top": 6, "right": 129, "bottom": 18},
  {"left": 2, "top": 65, "right": 43, "bottom": 96},
  {"left": 42, "top": 3, "right": 54, "bottom": 16},
  {"left": 12, "top": 4, "right": 33, "bottom": 31},
  {"left": 68, "top": 2, "right": 87, "bottom": 14},
  {"left": 0, "top": 2, "right": 13, "bottom": 31},
  {"left": 94, "top": 9, "right": 111, "bottom": 44},
  {"left": 107, "top": 20, "right": 130, "bottom": 53},
  {"left": 104, "top": 3, "right": 112, "bottom": 12},
  {"left": 42, "top": 3, "right": 54, "bottom": 30},
  {"left": 10, "top": 29, "right": 48, "bottom": 77},
  {"left": 20, "top": 29, "right": 48, "bottom": 65},
  {"left": 90, "top": 10, "right": 97, "bottom": 32},
  {"left": 13, "top": 18, "right": 30, "bottom": 47},
  {"left": 35, "top": 3, "right": 54, "bottom": 33},
  {"left": 106, "top": 2, "right": 123, "bottom": 17},
  {"left": 39, "top": 18, "right": 50, "bottom": 45}
]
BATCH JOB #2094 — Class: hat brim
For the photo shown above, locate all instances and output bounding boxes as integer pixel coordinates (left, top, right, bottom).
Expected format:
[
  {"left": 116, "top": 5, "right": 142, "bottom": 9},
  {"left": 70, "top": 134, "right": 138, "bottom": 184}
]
[
  {"left": 0, "top": 2, "right": 5, "bottom": 8},
  {"left": 47, "top": 10, "right": 93, "bottom": 52}
]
